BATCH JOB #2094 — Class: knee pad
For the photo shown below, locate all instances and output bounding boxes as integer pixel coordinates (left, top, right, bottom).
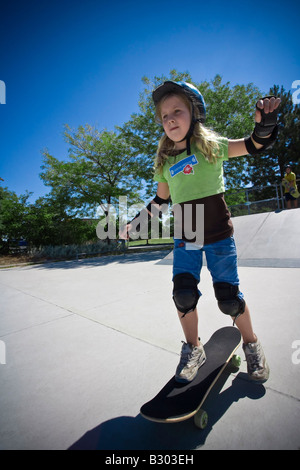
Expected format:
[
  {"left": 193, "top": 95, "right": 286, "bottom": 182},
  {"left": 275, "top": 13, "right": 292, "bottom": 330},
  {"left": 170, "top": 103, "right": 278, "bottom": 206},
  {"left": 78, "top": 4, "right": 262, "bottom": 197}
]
[
  {"left": 213, "top": 282, "right": 245, "bottom": 317},
  {"left": 173, "top": 273, "right": 200, "bottom": 316}
]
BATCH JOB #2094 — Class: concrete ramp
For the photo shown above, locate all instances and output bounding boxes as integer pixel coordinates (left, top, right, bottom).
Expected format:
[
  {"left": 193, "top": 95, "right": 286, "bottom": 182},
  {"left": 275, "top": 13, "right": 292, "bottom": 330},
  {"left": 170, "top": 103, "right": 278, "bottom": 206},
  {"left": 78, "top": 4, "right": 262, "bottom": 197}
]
[
  {"left": 233, "top": 208, "right": 300, "bottom": 267},
  {"left": 159, "top": 208, "right": 300, "bottom": 268}
]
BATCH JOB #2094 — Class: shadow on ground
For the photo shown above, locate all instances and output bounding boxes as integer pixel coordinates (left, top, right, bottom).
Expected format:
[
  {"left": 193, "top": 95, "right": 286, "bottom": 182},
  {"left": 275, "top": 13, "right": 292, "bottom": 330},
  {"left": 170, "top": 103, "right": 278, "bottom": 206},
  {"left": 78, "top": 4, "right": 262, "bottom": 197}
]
[{"left": 69, "top": 373, "right": 265, "bottom": 450}]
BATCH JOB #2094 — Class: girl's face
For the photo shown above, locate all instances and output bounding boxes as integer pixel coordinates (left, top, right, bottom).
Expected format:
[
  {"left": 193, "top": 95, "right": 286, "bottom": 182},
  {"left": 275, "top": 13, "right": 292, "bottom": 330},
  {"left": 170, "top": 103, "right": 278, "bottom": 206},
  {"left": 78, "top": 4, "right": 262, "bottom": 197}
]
[{"left": 160, "top": 94, "right": 191, "bottom": 149}]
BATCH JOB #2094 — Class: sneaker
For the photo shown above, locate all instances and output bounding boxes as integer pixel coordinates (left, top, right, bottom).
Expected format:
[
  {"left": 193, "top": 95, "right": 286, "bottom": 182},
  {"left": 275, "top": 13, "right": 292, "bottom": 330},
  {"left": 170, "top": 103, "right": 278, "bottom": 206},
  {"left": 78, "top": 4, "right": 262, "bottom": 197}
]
[
  {"left": 175, "top": 340, "right": 206, "bottom": 383},
  {"left": 243, "top": 338, "right": 270, "bottom": 383}
]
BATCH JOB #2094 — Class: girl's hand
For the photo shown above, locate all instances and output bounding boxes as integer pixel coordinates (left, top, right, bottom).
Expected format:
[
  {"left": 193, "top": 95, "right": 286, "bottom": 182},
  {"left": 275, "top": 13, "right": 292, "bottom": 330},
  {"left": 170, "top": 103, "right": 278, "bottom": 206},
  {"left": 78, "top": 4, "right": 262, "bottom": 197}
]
[{"left": 255, "top": 96, "right": 281, "bottom": 123}]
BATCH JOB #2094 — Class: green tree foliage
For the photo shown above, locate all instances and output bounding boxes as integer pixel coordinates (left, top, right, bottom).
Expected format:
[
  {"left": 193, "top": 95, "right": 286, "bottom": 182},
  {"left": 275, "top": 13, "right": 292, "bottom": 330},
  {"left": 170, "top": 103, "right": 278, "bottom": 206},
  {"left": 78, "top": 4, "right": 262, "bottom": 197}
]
[
  {"left": 24, "top": 195, "right": 97, "bottom": 247},
  {"left": 0, "top": 186, "right": 30, "bottom": 252},
  {"left": 41, "top": 125, "right": 144, "bottom": 216},
  {"left": 0, "top": 185, "right": 97, "bottom": 251}
]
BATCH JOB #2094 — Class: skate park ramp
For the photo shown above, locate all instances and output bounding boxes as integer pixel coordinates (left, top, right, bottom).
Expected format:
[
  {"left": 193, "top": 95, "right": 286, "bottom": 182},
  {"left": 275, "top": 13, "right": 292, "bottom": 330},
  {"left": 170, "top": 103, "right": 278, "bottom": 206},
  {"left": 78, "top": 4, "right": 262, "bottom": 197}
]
[{"left": 159, "top": 208, "right": 300, "bottom": 268}]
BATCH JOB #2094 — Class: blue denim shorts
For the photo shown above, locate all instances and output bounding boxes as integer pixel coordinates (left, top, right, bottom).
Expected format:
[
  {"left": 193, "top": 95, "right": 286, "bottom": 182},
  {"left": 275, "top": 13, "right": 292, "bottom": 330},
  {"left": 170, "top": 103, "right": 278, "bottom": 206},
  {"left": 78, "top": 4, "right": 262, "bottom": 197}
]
[{"left": 173, "top": 236, "right": 242, "bottom": 297}]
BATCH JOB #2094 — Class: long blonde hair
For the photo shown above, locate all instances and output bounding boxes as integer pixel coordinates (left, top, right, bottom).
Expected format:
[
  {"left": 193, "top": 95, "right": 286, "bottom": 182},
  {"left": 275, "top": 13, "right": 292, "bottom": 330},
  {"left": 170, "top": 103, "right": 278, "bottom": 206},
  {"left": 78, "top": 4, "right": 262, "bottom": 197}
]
[{"left": 154, "top": 92, "right": 222, "bottom": 174}]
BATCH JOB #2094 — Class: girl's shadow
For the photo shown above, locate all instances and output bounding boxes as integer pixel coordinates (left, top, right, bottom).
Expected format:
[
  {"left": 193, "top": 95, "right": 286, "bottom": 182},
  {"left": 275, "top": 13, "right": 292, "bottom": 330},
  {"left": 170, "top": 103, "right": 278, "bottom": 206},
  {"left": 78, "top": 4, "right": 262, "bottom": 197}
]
[{"left": 69, "top": 372, "right": 265, "bottom": 450}]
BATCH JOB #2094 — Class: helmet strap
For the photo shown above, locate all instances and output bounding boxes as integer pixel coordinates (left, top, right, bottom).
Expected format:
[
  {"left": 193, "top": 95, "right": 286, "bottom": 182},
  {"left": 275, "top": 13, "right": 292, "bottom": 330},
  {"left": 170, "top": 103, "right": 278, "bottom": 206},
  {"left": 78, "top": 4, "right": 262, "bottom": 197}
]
[{"left": 175, "top": 116, "right": 200, "bottom": 155}]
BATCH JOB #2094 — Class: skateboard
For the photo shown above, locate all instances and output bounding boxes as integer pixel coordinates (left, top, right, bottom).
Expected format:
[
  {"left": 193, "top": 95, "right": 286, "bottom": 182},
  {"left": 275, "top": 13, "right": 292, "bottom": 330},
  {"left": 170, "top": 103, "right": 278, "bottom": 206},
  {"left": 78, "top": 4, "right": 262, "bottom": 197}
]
[
  {"left": 140, "top": 326, "right": 242, "bottom": 429},
  {"left": 282, "top": 179, "right": 300, "bottom": 198}
]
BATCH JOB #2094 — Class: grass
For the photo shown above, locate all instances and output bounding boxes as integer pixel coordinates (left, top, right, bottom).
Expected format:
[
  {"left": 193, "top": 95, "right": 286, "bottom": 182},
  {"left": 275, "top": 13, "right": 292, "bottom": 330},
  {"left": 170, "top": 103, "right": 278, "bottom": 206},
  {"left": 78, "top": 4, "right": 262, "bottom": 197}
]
[{"left": 128, "top": 238, "right": 173, "bottom": 247}]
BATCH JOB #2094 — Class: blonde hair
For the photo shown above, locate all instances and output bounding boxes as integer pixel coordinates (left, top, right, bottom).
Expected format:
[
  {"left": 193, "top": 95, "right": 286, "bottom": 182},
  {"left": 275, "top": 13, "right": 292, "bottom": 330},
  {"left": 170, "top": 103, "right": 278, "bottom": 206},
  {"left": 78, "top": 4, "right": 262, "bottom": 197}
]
[{"left": 154, "top": 92, "right": 222, "bottom": 174}]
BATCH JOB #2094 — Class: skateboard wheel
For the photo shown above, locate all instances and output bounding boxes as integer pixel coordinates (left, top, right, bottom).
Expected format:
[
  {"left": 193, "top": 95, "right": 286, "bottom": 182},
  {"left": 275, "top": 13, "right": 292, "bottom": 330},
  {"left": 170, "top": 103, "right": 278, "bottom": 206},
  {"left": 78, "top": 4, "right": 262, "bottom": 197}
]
[
  {"left": 231, "top": 354, "right": 241, "bottom": 368},
  {"left": 194, "top": 409, "right": 208, "bottom": 429}
]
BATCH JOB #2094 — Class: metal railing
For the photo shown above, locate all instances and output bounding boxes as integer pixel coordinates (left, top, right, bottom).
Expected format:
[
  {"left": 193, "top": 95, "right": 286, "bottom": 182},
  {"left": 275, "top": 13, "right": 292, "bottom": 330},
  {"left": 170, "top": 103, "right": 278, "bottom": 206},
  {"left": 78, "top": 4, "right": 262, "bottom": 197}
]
[{"left": 227, "top": 180, "right": 299, "bottom": 217}]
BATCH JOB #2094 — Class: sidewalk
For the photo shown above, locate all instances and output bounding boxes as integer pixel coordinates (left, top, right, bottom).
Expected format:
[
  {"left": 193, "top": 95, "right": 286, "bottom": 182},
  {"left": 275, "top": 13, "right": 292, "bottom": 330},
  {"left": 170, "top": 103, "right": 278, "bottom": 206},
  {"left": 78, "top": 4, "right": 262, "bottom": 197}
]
[{"left": 0, "top": 210, "right": 299, "bottom": 450}]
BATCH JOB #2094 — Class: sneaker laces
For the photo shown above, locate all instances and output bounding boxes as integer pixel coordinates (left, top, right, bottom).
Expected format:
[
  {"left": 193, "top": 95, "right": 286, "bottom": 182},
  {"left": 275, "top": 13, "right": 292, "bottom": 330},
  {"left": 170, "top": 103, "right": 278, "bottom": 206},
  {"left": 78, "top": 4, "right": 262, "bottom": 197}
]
[
  {"left": 179, "top": 342, "right": 198, "bottom": 368},
  {"left": 246, "top": 343, "right": 263, "bottom": 371}
]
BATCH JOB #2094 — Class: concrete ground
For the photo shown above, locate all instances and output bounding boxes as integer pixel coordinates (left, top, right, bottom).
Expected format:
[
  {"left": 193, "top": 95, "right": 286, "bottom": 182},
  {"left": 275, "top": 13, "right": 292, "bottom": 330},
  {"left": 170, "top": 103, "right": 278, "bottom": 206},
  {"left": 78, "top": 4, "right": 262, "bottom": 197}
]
[{"left": 0, "top": 208, "right": 300, "bottom": 450}]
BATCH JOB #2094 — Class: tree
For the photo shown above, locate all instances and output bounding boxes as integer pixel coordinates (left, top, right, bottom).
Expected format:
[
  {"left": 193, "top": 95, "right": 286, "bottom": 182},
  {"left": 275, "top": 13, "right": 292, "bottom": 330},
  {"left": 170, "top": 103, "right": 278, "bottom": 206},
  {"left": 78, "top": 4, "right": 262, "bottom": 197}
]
[
  {"left": 40, "top": 125, "right": 145, "bottom": 222},
  {"left": 0, "top": 183, "right": 98, "bottom": 251},
  {"left": 24, "top": 195, "right": 97, "bottom": 247},
  {"left": 0, "top": 186, "right": 30, "bottom": 253}
]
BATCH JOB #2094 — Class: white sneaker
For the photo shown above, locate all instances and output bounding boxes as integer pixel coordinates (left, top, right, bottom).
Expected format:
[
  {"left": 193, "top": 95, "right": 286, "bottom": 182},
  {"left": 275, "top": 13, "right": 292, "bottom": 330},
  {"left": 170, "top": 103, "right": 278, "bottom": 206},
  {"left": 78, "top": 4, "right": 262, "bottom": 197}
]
[
  {"left": 243, "top": 338, "right": 270, "bottom": 383},
  {"left": 175, "top": 340, "right": 206, "bottom": 383}
]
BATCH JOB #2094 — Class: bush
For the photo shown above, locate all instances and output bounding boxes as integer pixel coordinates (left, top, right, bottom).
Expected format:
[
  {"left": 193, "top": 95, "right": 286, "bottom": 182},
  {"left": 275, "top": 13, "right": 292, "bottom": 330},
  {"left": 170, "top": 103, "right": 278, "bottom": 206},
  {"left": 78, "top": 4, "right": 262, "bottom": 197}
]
[{"left": 29, "top": 240, "right": 122, "bottom": 260}]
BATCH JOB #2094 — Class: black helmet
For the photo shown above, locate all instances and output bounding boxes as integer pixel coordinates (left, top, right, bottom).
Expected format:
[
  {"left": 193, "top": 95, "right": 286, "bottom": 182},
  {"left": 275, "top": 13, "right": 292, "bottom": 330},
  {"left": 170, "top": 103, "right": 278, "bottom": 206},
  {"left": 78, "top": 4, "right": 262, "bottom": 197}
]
[{"left": 152, "top": 81, "right": 206, "bottom": 155}]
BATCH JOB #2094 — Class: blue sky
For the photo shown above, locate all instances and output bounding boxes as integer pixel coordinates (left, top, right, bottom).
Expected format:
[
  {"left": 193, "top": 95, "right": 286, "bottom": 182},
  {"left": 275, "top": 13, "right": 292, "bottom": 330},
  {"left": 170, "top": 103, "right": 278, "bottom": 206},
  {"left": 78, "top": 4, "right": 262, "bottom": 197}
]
[{"left": 0, "top": 0, "right": 299, "bottom": 202}]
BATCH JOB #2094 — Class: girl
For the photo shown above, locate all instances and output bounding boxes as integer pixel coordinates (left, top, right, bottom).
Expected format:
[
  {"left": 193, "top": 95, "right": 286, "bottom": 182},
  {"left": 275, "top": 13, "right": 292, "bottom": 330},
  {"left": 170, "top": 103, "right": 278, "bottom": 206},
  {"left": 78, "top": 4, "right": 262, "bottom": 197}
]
[{"left": 120, "top": 81, "right": 280, "bottom": 384}]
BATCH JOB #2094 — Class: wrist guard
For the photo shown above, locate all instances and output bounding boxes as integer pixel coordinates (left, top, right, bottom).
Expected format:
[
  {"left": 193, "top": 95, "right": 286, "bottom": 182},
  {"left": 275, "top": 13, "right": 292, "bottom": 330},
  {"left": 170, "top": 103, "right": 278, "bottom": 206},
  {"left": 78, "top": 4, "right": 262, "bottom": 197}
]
[
  {"left": 153, "top": 194, "right": 170, "bottom": 206},
  {"left": 245, "top": 125, "right": 278, "bottom": 155},
  {"left": 245, "top": 96, "right": 279, "bottom": 155},
  {"left": 129, "top": 194, "right": 170, "bottom": 228},
  {"left": 254, "top": 95, "right": 279, "bottom": 138}
]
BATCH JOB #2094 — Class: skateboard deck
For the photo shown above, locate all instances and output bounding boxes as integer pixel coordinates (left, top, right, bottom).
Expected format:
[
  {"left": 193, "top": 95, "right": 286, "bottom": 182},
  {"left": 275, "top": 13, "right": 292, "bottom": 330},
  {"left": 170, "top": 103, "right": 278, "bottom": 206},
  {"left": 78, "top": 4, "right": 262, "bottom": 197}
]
[
  {"left": 140, "top": 326, "right": 241, "bottom": 429},
  {"left": 282, "top": 179, "right": 300, "bottom": 198}
]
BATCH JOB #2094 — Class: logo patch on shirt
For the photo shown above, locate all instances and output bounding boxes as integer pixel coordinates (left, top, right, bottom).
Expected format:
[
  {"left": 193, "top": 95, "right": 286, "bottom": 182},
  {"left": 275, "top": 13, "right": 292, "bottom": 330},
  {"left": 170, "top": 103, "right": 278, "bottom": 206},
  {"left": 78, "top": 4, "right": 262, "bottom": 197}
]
[{"left": 169, "top": 155, "right": 198, "bottom": 177}]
